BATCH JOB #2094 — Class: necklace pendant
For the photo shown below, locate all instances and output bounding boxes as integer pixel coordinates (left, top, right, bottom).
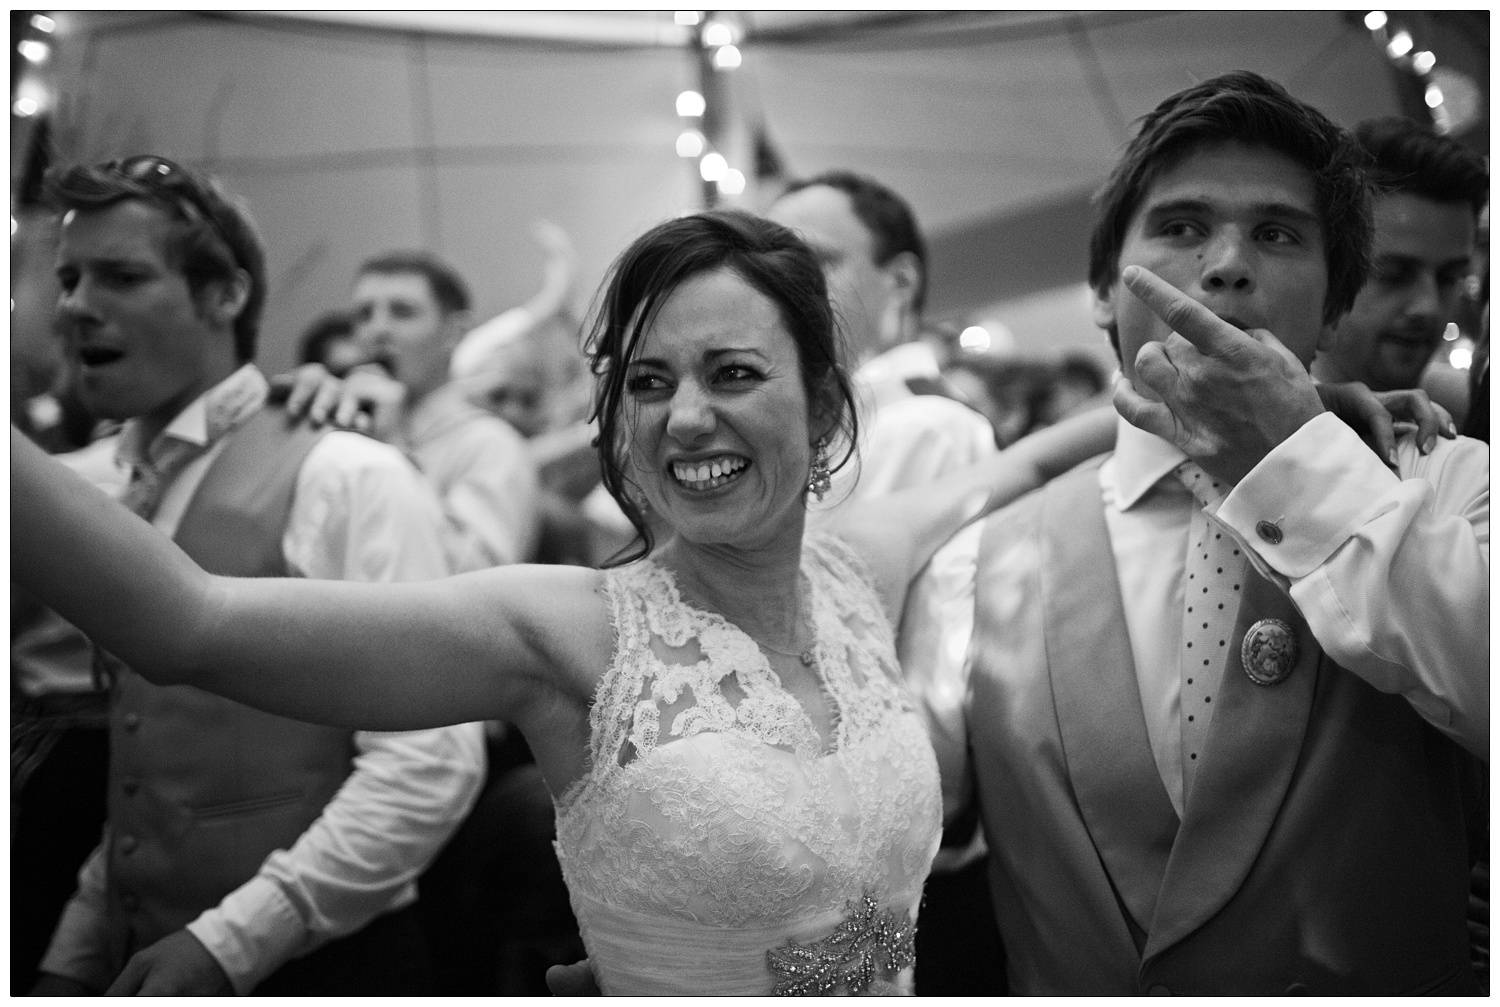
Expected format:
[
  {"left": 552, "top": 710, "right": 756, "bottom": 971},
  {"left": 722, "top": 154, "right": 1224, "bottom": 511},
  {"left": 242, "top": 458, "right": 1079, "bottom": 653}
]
[{"left": 799, "top": 650, "right": 816, "bottom": 667}]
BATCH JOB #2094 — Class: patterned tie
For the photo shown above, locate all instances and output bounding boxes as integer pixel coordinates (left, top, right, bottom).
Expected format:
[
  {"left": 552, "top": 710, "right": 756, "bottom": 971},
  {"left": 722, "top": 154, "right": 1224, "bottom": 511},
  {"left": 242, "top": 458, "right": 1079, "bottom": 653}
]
[
  {"left": 117, "top": 437, "right": 207, "bottom": 520},
  {"left": 115, "top": 372, "right": 263, "bottom": 520},
  {"left": 1175, "top": 461, "right": 1246, "bottom": 801}
]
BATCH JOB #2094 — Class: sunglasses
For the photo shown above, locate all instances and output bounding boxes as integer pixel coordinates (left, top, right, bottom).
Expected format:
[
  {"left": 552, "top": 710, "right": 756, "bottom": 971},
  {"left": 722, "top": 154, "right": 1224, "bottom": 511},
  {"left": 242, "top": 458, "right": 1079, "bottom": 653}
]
[{"left": 101, "top": 155, "right": 240, "bottom": 267}]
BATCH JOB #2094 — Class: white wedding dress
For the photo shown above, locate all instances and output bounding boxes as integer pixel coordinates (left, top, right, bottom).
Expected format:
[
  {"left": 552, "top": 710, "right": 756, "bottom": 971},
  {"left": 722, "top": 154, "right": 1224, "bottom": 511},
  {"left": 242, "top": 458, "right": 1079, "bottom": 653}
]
[{"left": 554, "top": 534, "right": 943, "bottom": 995}]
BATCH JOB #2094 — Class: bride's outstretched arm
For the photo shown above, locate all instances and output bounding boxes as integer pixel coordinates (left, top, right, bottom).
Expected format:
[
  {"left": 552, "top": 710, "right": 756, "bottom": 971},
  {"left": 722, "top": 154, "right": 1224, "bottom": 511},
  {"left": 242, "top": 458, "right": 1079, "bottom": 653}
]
[
  {"left": 829, "top": 405, "right": 1116, "bottom": 620},
  {"left": 11, "top": 427, "right": 606, "bottom": 732}
]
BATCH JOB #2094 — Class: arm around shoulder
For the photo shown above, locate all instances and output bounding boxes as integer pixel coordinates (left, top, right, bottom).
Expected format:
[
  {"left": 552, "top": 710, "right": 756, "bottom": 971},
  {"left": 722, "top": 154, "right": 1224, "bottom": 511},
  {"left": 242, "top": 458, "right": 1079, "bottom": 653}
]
[
  {"left": 1219, "top": 415, "right": 1489, "bottom": 754},
  {"left": 831, "top": 405, "right": 1115, "bottom": 619}
]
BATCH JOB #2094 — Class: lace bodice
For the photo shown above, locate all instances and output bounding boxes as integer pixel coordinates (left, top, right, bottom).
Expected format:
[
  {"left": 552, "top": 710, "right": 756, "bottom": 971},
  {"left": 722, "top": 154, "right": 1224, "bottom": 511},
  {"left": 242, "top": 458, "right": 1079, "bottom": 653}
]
[{"left": 553, "top": 534, "right": 942, "bottom": 994}]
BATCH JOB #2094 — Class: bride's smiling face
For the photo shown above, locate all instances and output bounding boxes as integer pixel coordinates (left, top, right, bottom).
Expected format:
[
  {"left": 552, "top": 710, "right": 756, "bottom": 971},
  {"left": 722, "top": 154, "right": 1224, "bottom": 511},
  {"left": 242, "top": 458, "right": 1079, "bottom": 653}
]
[{"left": 623, "top": 268, "right": 817, "bottom": 551}]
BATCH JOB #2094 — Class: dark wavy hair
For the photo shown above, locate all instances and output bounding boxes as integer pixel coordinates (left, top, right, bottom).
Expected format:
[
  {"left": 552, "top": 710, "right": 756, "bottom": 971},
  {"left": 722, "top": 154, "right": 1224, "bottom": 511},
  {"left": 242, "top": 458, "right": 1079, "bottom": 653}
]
[
  {"left": 1356, "top": 116, "right": 1488, "bottom": 216},
  {"left": 45, "top": 156, "right": 268, "bottom": 362},
  {"left": 586, "top": 209, "right": 860, "bottom": 565},
  {"left": 1088, "top": 70, "right": 1373, "bottom": 357}
]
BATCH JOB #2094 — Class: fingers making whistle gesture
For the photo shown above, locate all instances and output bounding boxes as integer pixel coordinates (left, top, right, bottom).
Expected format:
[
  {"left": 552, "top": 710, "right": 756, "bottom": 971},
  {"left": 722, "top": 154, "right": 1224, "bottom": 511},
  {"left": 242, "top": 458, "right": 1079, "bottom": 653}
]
[{"left": 1111, "top": 264, "right": 1329, "bottom": 485}]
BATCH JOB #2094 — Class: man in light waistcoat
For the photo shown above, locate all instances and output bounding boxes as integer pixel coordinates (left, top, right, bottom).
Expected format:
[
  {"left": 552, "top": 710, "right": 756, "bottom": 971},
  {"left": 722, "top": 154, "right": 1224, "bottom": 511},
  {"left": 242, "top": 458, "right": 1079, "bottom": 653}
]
[
  {"left": 30, "top": 157, "right": 485, "bottom": 995},
  {"left": 900, "top": 72, "right": 1488, "bottom": 994}
]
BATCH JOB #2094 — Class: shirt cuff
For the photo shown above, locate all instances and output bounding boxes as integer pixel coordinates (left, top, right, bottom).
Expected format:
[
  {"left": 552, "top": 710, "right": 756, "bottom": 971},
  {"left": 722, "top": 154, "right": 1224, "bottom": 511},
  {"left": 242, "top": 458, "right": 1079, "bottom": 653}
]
[
  {"left": 38, "top": 895, "right": 115, "bottom": 991},
  {"left": 186, "top": 877, "right": 309, "bottom": 995},
  {"left": 1218, "top": 412, "right": 1402, "bottom": 579}
]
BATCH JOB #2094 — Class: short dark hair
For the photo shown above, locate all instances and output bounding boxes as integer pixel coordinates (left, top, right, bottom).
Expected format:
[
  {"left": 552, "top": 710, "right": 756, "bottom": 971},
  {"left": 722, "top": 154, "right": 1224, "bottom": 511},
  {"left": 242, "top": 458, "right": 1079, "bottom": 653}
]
[
  {"left": 1356, "top": 116, "right": 1488, "bottom": 216},
  {"left": 298, "top": 310, "right": 356, "bottom": 367},
  {"left": 784, "top": 170, "right": 928, "bottom": 312},
  {"left": 45, "top": 156, "right": 268, "bottom": 362},
  {"left": 1088, "top": 70, "right": 1373, "bottom": 352},
  {"left": 586, "top": 209, "right": 859, "bottom": 565},
  {"left": 357, "top": 250, "right": 471, "bottom": 315}
]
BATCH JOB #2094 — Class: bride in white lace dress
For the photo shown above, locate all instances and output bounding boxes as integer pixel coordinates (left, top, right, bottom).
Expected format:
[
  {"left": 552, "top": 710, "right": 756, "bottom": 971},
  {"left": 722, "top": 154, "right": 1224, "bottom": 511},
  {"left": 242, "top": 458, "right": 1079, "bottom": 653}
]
[{"left": 13, "top": 210, "right": 1113, "bottom": 995}]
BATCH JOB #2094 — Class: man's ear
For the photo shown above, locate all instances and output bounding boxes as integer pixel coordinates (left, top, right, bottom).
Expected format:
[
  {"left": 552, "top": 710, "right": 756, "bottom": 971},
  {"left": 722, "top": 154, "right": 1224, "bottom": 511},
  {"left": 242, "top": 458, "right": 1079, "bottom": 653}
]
[
  {"left": 877, "top": 251, "right": 922, "bottom": 347},
  {"left": 204, "top": 268, "right": 252, "bottom": 328},
  {"left": 1091, "top": 281, "right": 1118, "bottom": 332},
  {"left": 882, "top": 250, "right": 922, "bottom": 310},
  {"left": 1316, "top": 319, "right": 1338, "bottom": 356}
]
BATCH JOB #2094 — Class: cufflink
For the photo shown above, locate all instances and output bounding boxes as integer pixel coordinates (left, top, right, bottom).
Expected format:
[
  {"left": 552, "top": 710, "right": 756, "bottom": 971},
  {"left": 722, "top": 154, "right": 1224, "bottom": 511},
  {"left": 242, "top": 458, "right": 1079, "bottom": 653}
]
[
  {"left": 1255, "top": 519, "right": 1283, "bottom": 545},
  {"left": 1241, "top": 618, "right": 1297, "bottom": 685}
]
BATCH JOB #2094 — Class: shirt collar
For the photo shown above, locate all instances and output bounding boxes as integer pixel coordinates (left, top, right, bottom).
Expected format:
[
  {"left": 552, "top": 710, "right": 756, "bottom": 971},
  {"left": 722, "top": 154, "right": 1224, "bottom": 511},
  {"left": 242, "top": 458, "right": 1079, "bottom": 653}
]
[
  {"left": 117, "top": 364, "right": 268, "bottom": 469},
  {"left": 855, "top": 341, "right": 940, "bottom": 411},
  {"left": 1107, "top": 414, "right": 1190, "bottom": 511},
  {"left": 405, "top": 381, "right": 486, "bottom": 448}
]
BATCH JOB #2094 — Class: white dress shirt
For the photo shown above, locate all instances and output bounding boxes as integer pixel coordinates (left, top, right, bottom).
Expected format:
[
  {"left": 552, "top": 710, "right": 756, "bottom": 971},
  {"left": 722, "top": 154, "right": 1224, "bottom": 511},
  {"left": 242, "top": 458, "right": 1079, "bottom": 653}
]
[
  {"left": 808, "top": 341, "right": 996, "bottom": 528},
  {"left": 905, "top": 411, "right": 1489, "bottom": 820},
  {"left": 405, "top": 383, "right": 540, "bottom": 572},
  {"left": 40, "top": 365, "right": 486, "bottom": 993}
]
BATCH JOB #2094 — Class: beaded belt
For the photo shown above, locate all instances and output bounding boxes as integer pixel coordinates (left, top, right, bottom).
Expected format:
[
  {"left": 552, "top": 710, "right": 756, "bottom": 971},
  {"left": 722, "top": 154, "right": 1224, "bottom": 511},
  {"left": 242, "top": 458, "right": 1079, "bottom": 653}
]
[{"left": 768, "top": 893, "right": 917, "bottom": 995}]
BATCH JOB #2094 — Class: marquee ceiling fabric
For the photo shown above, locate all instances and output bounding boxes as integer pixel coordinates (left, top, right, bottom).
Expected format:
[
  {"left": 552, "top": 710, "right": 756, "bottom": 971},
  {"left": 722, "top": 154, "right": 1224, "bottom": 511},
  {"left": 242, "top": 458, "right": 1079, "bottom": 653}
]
[{"left": 16, "top": 10, "right": 1451, "bottom": 370}]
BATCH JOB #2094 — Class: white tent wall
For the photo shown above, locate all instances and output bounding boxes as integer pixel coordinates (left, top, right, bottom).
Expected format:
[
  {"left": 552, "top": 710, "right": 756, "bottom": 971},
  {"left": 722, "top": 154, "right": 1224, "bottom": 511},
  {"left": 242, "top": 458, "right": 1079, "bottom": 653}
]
[
  {"left": 749, "top": 9, "right": 1406, "bottom": 361},
  {"left": 29, "top": 13, "right": 698, "bottom": 374},
  {"left": 12, "top": 10, "right": 1437, "bottom": 379}
]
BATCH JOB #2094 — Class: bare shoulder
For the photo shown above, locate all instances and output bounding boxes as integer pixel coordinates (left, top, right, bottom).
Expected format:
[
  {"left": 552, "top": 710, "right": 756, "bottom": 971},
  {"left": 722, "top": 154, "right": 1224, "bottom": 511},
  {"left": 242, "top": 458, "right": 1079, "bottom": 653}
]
[{"left": 450, "top": 563, "right": 615, "bottom": 703}]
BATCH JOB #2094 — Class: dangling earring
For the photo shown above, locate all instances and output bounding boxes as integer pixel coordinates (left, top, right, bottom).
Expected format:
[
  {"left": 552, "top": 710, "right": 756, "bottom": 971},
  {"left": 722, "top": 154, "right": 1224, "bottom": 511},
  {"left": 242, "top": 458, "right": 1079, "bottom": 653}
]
[{"left": 808, "top": 438, "right": 832, "bottom": 502}]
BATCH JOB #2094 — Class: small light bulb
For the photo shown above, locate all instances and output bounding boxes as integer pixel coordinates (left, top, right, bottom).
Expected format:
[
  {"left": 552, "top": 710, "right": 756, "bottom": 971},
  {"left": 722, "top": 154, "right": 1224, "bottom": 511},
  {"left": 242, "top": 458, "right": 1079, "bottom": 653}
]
[
  {"left": 675, "top": 130, "right": 705, "bottom": 158},
  {"left": 674, "top": 10, "right": 701, "bottom": 26},
  {"left": 1425, "top": 84, "right": 1444, "bottom": 108},
  {"left": 1450, "top": 346, "right": 1473, "bottom": 370},
  {"left": 18, "top": 40, "right": 49, "bottom": 64},
  {"left": 30, "top": 14, "right": 55, "bottom": 33},
  {"left": 699, "top": 152, "right": 727, "bottom": 182},
  {"left": 959, "top": 326, "right": 992, "bottom": 353},
  {"left": 717, "top": 168, "right": 745, "bottom": 195},
  {"left": 1363, "top": 10, "right": 1387, "bottom": 31},
  {"left": 676, "top": 90, "right": 705, "bottom": 117},
  {"left": 1387, "top": 30, "right": 1413, "bottom": 57},
  {"left": 13, "top": 97, "right": 38, "bottom": 117},
  {"left": 713, "top": 44, "right": 741, "bottom": 69},
  {"left": 1443, "top": 323, "right": 1461, "bottom": 342},
  {"left": 1412, "top": 50, "right": 1436, "bottom": 74},
  {"left": 704, "top": 22, "right": 733, "bottom": 47}
]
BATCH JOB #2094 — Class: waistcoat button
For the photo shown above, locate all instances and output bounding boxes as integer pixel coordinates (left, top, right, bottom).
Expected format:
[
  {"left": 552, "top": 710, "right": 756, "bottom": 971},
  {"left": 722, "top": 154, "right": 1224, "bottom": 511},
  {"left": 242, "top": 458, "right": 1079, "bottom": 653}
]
[
  {"left": 119, "top": 835, "right": 138, "bottom": 855},
  {"left": 1148, "top": 984, "right": 1172, "bottom": 995},
  {"left": 122, "top": 778, "right": 139, "bottom": 796},
  {"left": 123, "top": 713, "right": 141, "bottom": 731}
]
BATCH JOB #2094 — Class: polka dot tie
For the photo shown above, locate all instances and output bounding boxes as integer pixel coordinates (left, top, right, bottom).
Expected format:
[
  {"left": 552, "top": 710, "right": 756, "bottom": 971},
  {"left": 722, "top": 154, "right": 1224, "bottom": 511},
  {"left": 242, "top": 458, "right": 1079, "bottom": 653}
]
[{"left": 1175, "top": 461, "right": 1246, "bottom": 801}]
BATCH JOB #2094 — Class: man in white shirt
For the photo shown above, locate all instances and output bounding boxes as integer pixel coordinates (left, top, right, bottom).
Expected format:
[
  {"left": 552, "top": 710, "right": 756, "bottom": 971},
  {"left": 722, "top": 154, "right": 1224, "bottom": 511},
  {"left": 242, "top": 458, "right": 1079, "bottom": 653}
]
[
  {"left": 346, "top": 251, "right": 541, "bottom": 572},
  {"left": 767, "top": 172, "right": 997, "bottom": 524},
  {"left": 31, "top": 157, "right": 485, "bottom": 995},
  {"left": 901, "top": 72, "right": 1487, "bottom": 994}
]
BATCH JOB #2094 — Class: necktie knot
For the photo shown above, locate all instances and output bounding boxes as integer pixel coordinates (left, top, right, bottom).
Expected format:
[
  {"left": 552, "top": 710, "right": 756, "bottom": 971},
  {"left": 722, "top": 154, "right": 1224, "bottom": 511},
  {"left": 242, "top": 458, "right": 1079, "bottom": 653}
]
[
  {"left": 119, "top": 438, "right": 205, "bottom": 519},
  {"left": 1175, "top": 460, "right": 1230, "bottom": 511}
]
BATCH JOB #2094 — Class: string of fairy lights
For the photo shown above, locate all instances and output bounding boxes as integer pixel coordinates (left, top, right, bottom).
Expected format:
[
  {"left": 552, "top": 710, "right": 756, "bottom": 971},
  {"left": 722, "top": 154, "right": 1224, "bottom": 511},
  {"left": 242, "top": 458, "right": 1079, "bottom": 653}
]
[
  {"left": 1359, "top": 10, "right": 1463, "bottom": 135},
  {"left": 12, "top": 12, "right": 56, "bottom": 119},
  {"left": 672, "top": 10, "right": 746, "bottom": 200}
]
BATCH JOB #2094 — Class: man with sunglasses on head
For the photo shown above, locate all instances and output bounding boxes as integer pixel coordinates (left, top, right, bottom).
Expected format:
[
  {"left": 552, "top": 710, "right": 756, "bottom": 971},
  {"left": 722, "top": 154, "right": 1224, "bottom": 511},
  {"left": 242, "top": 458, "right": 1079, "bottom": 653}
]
[{"left": 29, "top": 156, "right": 484, "bottom": 995}]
